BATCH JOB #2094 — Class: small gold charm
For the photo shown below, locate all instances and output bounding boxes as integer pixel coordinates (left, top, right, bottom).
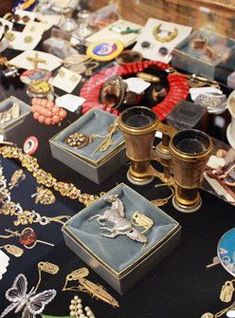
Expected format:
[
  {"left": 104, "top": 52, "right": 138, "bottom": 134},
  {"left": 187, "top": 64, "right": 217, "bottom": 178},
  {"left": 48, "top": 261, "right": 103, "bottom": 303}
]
[
  {"left": 152, "top": 185, "right": 174, "bottom": 207},
  {"left": 67, "top": 268, "right": 90, "bottom": 281},
  {"left": 38, "top": 261, "right": 60, "bottom": 275},
  {"left": 151, "top": 198, "right": 169, "bottom": 207},
  {"left": 8, "top": 169, "right": 26, "bottom": 189},
  {"left": 220, "top": 281, "right": 235, "bottom": 303},
  {"left": 31, "top": 186, "right": 56, "bottom": 205},
  {"left": 131, "top": 212, "right": 154, "bottom": 233},
  {"left": 201, "top": 313, "right": 214, "bottom": 318},
  {"left": 62, "top": 267, "right": 119, "bottom": 308},
  {"left": 0, "top": 244, "right": 24, "bottom": 257}
]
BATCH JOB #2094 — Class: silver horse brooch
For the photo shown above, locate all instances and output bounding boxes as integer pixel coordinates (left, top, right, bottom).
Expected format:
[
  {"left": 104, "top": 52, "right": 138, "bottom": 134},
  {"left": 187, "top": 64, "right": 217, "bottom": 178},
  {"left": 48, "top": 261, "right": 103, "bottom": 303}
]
[{"left": 89, "top": 194, "right": 151, "bottom": 244}]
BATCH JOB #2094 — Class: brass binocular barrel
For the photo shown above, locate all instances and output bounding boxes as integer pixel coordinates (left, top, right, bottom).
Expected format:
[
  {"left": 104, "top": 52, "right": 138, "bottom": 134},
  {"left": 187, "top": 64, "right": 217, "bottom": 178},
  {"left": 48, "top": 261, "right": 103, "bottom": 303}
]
[{"left": 118, "top": 106, "right": 213, "bottom": 213}]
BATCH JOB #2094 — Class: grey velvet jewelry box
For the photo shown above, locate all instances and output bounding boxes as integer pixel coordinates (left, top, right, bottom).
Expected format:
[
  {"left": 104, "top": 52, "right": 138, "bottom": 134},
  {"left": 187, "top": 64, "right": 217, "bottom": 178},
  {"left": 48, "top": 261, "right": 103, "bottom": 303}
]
[
  {"left": 62, "top": 183, "right": 181, "bottom": 294},
  {"left": 49, "top": 108, "right": 127, "bottom": 184},
  {"left": 0, "top": 96, "right": 31, "bottom": 137}
]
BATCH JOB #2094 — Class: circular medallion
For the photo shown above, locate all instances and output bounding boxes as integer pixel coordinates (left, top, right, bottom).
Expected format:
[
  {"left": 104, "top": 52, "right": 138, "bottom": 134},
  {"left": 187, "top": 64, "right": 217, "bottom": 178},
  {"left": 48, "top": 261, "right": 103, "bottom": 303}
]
[
  {"left": 23, "top": 136, "right": 39, "bottom": 155},
  {"left": 217, "top": 228, "right": 235, "bottom": 277},
  {"left": 86, "top": 40, "right": 124, "bottom": 61},
  {"left": 65, "top": 132, "right": 93, "bottom": 149},
  {"left": 20, "top": 69, "right": 52, "bottom": 85}
]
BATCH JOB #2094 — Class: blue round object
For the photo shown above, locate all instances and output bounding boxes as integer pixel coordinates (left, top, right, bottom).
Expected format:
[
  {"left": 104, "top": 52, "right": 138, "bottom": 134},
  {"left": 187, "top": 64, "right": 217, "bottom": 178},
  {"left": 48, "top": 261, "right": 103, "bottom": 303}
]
[
  {"left": 217, "top": 228, "right": 235, "bottom": 277},
  {"left": 93, "top": 43, "right": 118, "bottom": 56}
]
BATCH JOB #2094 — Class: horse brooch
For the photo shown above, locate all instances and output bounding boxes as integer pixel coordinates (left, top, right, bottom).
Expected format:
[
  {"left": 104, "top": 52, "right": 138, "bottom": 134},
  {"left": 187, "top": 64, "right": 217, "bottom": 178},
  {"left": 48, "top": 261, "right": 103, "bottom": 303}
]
[{"left": 89, "top": 194, "right": 154, "bottom": 244}]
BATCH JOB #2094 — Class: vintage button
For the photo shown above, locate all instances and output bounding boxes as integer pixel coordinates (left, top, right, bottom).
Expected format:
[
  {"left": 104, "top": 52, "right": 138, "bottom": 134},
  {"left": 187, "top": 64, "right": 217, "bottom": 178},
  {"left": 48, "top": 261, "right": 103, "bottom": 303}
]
[
  {"left": 23, "top": 136, "right": 39, "bottom": 155},
  {"left": 141, "top": 41, "right": 151, "bottom": 48},
  {"left": 159, "top": 47, "right": 168, "bottom": 56}
]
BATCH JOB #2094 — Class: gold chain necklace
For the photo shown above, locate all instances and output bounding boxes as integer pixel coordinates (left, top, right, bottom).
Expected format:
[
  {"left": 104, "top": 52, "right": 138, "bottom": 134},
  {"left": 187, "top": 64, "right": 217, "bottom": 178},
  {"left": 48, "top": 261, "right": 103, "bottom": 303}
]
[{"left": 0, "top": 144, "right": 99, "bottom": 206}]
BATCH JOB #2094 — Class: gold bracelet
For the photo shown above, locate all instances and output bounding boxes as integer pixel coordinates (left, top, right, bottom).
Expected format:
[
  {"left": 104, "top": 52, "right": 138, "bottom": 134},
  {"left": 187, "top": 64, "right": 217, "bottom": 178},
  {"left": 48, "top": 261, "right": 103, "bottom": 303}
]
[{"left": 0, "top": 145, "right": 99, "bottom": 206}]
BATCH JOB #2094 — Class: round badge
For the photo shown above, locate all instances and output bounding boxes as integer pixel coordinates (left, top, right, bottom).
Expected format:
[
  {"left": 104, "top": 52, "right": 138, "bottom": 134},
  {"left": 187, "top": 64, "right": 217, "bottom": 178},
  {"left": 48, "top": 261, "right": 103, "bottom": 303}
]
[
  {"left": 86, "top": 40, "right": 124, "bottom": 61},
  {"left": 23, "top": 136, "right": 39, "bottom": 155},
  {"left": 20, "top": 69, "right": 52, "bottom": 85},
  {"left": 217, "top": 228, "right": 235, "bottom": 277}
]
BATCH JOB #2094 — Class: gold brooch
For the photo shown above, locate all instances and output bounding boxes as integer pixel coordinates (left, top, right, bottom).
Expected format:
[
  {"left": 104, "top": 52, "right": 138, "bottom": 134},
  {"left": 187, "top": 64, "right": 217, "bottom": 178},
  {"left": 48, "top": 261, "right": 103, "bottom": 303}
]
[
  {"left": 31, "top": 186, "right": 56, "bottom": 205},
  {"left": 153, "top": 24, "right": 178, "bottom": 43}
]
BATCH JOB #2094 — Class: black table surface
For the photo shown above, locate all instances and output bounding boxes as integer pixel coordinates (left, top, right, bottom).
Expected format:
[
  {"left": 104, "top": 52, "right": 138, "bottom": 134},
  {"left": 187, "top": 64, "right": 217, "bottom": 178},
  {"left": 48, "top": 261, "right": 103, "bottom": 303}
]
[{"left": 0, "top": 45, "right": 235, "bottom": 318}]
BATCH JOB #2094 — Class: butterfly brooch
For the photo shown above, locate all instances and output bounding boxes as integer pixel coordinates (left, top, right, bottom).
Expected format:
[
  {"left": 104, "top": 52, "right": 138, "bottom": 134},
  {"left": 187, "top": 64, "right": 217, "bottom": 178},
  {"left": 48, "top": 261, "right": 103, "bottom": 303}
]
[{"left": 1, "top": 273, "right": 56, "bottom": 318}]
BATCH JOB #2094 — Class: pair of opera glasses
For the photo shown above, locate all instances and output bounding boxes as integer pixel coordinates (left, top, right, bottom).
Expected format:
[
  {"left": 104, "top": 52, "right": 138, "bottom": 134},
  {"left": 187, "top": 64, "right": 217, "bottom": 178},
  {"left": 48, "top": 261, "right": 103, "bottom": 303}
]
[{"left": 118, "top": 106, "right": 213, "bottom": 213}]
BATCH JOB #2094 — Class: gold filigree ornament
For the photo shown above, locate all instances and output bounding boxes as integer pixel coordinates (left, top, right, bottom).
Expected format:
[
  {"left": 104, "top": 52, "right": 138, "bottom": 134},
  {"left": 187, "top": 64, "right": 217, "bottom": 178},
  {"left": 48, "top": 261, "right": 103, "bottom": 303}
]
[
  {"left": 31, "top": 186, "right": 56, "bottom": 205},
  {"left": 0, "top": 144, "right": 99, "bottom": 206}
]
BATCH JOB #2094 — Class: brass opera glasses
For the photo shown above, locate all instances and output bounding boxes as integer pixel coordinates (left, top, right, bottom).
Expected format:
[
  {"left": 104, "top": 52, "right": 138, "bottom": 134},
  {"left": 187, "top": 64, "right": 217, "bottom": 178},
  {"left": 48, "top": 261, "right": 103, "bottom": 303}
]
[
  {"left": 118, "top": 106, "right": 213, "bottom": 213},
  {"left": 118, "top": 106, "right": 176, "bottom": 185},
  {"left": 169, "top": 129, "right": 213, "bottom": 213}
]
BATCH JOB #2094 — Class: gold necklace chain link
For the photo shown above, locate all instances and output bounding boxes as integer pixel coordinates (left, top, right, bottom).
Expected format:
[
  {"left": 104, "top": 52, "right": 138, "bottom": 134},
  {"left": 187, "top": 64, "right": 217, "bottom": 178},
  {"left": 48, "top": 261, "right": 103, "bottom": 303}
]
[{"left": 0, "top": 145, "right": 99, "bottom": 206}]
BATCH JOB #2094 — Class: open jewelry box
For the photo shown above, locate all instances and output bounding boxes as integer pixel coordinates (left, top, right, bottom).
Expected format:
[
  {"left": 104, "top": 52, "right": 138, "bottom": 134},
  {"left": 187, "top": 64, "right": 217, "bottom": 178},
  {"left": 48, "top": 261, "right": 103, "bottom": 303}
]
[
  {"left": 0, "top": 96, "right": 30, "bottom": 137},
  {"left": 62, "top": 183, "right": 181, "bottom": 294},
  {"left": 172, "top": 28, "right": 235, "bottom": 81},
  {"left": 49, "top": 108, "right": 127, "bottom": 184}
]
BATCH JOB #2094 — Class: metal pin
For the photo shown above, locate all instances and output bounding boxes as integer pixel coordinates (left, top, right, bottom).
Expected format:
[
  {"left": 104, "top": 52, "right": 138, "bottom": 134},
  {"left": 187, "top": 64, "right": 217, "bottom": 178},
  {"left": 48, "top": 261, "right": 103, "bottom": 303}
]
[{"left": 206, "top": 256, "right": 220, "bottom": 269}]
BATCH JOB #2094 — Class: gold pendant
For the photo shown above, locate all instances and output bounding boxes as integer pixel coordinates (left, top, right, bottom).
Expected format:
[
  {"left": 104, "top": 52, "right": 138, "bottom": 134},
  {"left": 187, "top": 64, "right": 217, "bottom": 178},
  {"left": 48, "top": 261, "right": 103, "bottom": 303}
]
[
  {"left": 220, "top": 281, "right": 235, "bottom": 303},
  {"left": 38, "top": 261, "right": 60, "bottom": 275}
]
